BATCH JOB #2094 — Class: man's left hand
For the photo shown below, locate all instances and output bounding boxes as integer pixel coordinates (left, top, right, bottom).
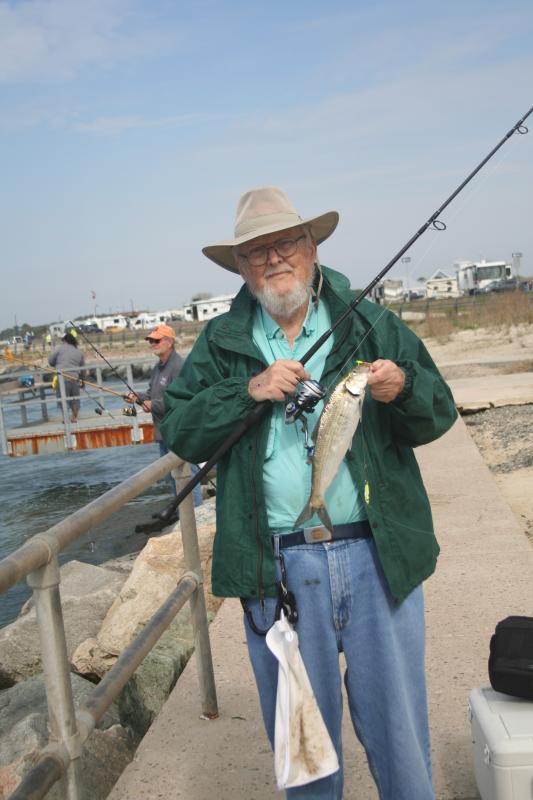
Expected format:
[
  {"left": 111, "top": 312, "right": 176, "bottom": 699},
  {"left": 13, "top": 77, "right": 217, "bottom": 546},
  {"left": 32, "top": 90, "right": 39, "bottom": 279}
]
[
  {"left": 141, "top": 400, "right": 152, "bottom": 412},
  {"left": 367, "top": 359, "right": 405, "bottom": 403}
]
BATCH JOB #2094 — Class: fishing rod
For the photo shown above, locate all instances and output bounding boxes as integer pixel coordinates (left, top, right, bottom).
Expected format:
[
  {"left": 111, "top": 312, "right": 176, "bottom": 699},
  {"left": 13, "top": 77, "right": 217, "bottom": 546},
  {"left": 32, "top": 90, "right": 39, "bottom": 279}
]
[
  {"left": 153, "top": 104, "right": 533, "bottom": 521},
  {"left": 0, "top": 352, "right": 122, "bottom": 418},
  {"left": 1, "top": 352, "right": 130, "bottom": 400},
  {"left": 67, "top": 321, "right": 142, "bottom": 402}
]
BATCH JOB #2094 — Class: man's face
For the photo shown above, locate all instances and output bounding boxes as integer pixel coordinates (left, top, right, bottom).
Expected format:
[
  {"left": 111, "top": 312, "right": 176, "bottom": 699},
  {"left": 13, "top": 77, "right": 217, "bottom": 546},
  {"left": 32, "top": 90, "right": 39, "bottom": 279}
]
[
  {"left": 235, "top": 226, "right": 316, "bottom": 317},
  {"left": 148, "top": 336, "right": 174, "bottom": 361}
]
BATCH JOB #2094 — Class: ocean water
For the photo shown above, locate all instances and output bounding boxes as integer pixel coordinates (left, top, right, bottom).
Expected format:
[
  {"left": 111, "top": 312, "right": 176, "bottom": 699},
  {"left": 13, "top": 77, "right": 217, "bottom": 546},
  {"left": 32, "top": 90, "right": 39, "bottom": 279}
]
[{"left": 0, "top": 382, "right": 175, "bottom": 628}]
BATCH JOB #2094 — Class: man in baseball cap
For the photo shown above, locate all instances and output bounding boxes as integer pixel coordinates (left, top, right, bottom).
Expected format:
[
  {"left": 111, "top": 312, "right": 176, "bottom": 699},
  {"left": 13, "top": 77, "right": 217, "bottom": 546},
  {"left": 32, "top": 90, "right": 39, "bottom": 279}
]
[{"left": 126, "top": 323, "right": 202, "bottom": 509}]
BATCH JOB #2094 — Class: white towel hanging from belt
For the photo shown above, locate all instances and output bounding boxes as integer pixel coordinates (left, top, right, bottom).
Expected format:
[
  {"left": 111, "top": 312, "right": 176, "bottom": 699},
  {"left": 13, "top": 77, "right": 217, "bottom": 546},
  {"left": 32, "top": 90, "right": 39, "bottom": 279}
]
[{"left": 266, "top": 611, "right": 339, "bottom": 790}]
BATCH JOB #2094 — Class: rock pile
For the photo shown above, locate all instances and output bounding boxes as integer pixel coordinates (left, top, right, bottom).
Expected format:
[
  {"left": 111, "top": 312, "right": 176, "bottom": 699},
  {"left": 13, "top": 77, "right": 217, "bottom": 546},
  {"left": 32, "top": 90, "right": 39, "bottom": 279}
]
[{"left": 0, "top": 498, "right": 218, "bottom": 798}]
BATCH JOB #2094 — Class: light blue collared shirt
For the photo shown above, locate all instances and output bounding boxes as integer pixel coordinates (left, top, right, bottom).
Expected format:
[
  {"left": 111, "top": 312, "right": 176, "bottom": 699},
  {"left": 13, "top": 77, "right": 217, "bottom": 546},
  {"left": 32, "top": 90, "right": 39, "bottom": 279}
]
[{"left": 252, "top": 298, "right": 367, "bottom": 532}]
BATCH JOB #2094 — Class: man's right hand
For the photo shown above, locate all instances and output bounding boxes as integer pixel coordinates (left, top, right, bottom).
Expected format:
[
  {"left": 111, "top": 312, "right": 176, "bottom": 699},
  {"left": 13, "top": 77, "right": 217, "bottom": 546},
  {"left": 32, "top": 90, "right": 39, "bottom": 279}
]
[
  {"left": 125, "top": 392, "right": 138, "bottom": 404},
  {"left": 248, "top": 360, "right": 310, "bottom": 402}
]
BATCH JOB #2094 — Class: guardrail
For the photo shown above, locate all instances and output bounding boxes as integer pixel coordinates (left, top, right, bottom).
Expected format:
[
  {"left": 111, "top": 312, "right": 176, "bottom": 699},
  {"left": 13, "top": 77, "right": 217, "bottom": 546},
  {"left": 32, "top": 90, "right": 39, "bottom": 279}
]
[
  {"left": 386, "top": 290, "right": 533, "bottom": 322},
  {"left": 0, "top": 454, "right": 218, "bottom": 800}
]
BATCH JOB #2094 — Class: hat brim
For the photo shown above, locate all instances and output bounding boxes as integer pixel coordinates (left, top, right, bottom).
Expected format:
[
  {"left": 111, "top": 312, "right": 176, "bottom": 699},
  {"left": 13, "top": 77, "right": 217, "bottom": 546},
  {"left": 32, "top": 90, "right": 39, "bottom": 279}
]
[{"left": 202, "top": 210, "right": 339, "bottom": 274}]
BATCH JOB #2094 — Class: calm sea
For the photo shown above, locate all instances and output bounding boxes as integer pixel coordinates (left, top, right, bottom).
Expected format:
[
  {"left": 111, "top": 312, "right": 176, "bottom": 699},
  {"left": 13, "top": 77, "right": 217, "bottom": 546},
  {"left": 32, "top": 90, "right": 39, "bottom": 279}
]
[{"left": 0, "top": 381, "right": 174, "bottom": 628}]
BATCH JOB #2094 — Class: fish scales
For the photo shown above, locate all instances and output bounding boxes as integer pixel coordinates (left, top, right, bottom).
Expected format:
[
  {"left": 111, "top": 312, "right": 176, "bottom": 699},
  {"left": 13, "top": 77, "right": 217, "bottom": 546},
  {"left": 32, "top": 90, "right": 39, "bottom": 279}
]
[{"left": 294, "top": 365, "right": 368, "bottom": 533}]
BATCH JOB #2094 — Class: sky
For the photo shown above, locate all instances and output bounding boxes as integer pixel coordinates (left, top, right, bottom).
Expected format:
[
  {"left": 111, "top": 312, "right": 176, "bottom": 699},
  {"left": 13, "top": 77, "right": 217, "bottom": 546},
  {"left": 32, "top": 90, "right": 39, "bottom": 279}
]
[{"left": 1, "top": 0, "right": 532, "bottom": 330}]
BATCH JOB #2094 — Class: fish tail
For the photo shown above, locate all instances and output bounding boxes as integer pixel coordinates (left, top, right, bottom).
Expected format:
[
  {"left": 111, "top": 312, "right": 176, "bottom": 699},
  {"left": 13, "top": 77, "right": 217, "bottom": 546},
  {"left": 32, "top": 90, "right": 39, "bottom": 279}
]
[
  {"left": 317, "top": 504, "right": 334, "bottom": 535},
  {"left": 294, "top": 502, "right": 313, "bottom": 529},
  {"left": 294, "top": 498, "right": 334, "bottom": 535}
]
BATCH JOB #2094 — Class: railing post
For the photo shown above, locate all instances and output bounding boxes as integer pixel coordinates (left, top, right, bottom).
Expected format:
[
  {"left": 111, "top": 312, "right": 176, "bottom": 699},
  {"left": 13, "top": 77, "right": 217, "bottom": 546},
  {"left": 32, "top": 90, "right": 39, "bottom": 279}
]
[
  {"left": 57, "top": 375, "right": 75, "bottom": 451},
  {"left": 18, "top": 389, "right": 29, "bottom": 426},
  {"left": 95, "top": 366, "right": 106, "bottom": 410},
  {"left": 173, "top": 461, "right": 219, "bottom": 719},
  {"left": 27, "top": 556, "right": 82, "bottom": 799},
  {"left": 126, "top": 363, "right": 142, "bottom": 443},
  {"left": 40, "top": 386, "right": 49, "bottom": 422},
  {"left": 0, "top": 398, "right": 9, "bottom": 455}
]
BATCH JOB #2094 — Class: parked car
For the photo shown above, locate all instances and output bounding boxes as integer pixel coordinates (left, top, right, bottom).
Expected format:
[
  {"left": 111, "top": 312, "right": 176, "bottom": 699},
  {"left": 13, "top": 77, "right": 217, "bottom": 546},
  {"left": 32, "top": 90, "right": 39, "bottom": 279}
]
[
  {"left": 474, "top": 279, "right": 523, "bottom": 295},
  {"left": 488, "top": 279, "right": 524, "bottom": 293},
  {"left": 77, "top": 323, "right": 102, "bottom": 333}
]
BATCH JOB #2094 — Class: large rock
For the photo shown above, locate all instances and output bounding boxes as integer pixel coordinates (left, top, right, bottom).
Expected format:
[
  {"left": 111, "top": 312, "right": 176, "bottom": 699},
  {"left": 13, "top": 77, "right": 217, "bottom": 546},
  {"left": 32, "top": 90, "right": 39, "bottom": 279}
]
[
  {"left": 71, "top": 510, "right": 217, "bottom": 680},
  {"left": 117, "top": 607, "right": 198, "bottom": 739},
  {"left": 0, "top": 561, "right": 127, "bottom": 689},
  {"left": 0, "top": 673, "right": 134, "bottom": 800}
]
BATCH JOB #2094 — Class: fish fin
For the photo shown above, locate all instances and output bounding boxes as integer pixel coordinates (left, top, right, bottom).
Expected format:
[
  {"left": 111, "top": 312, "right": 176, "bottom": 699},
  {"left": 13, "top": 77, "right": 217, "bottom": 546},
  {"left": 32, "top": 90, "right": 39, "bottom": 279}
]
[
  {"left": 294, "top": 502, "right": 313, "bottom": 529},
  {"left": 317, "top": 504, "right": 334, "bottom": 535}
]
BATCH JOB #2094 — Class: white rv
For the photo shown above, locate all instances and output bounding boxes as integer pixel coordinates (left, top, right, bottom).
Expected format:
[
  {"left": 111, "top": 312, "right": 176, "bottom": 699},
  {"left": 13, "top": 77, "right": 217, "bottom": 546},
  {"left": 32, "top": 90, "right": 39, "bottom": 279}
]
[
  {"left": 455, "top": 260, "right": 512, "bottom": 294},
  {"left": 183, "top": 295, "right": 235, "bottom": 322}
]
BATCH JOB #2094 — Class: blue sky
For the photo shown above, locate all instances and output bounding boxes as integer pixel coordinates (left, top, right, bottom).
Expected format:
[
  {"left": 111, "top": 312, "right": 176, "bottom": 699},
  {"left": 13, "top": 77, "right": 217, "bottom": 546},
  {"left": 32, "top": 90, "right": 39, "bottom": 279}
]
[{"left": 1, "top": 0, "right": 532, "bottom": 330}]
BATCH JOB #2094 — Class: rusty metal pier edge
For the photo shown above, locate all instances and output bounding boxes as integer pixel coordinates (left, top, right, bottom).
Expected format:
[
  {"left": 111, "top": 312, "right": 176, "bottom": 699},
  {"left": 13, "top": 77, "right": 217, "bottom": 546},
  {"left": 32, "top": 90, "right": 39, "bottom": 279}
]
[{"left": 1, "top": 453, "right": 219, "bottom": 800}]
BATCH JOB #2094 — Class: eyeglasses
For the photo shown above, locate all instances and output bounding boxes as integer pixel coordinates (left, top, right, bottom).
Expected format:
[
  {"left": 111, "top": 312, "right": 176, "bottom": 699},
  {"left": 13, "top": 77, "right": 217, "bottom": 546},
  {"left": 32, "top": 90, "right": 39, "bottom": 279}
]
[
  {"left": 147, "top": 339, "right": 161, "bottom": 345},
  {"left": 237, "top": 233, "right": 307, "bottom": 267}
]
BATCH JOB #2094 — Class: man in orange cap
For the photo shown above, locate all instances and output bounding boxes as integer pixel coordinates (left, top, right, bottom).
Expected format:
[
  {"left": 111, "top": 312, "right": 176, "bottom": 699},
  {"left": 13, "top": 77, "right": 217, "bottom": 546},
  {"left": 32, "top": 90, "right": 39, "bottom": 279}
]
[{"left": 126, "top": 324, "right": 201, "bottom": 506}]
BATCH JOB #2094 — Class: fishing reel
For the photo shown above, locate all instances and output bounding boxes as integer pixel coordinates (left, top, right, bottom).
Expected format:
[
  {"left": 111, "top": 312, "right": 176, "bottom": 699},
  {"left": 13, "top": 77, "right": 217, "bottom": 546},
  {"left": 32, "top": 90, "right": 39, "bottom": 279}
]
[
  {"left": 122, "top": 405, "right": 137, "bottom": 417},
  {"left": 284, "top": 379, "right": 325, "bottom": 424}
]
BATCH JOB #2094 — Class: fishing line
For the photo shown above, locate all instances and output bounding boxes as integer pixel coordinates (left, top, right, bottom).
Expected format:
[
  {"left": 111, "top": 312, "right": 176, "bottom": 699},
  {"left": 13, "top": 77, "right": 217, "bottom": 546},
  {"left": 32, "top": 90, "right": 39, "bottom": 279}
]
[
  {"left": 0, "top": 352, "right": 129, "bottom": 401},
  {"left": 67, "top": 380, "right": 117, "bottom": 419},
  {"left": 318, "top": 119, "right": 527, "bottom": 396},
  {"left": 67, "top": 321, "right": 140, "bottom": 399},
  {"left": 404, "top": 133, "right": 522, "bottom": 284},
  {"left": 297, "top": 105, "right": 531, "bottom": 378}
]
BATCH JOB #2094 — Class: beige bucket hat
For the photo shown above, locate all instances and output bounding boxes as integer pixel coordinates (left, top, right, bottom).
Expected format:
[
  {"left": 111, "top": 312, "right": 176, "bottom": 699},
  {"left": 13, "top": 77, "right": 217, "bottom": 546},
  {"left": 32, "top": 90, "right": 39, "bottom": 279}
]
[{"left": 202, "top": 187, "right": 339, "bottom": 274}]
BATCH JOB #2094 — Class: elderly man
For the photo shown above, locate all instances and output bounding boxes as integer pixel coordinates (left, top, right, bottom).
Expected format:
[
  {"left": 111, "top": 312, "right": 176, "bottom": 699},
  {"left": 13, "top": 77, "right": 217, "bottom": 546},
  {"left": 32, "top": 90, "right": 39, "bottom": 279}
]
[{"left": 161, "top": 188, "right": 456, "bottom": 799}]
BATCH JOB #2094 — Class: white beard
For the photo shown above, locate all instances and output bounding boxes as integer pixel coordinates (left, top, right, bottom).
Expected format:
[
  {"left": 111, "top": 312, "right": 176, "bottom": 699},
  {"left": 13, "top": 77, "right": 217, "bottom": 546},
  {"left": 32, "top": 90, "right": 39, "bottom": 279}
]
[{"left": 250, "top": 271, "right": 314, "bottom": 319}]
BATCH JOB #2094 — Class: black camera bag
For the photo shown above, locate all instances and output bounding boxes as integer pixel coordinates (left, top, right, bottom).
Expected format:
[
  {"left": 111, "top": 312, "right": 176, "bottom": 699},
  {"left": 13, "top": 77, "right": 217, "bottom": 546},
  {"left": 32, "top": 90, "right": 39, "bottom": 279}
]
[{"left": 489, "top": 616, "right": 533, "bottom": 700}]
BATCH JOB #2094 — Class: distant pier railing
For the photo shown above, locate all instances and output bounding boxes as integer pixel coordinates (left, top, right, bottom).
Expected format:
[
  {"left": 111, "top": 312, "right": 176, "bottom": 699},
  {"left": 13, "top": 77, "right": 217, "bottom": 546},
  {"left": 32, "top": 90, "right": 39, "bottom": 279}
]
[
  {"left": 0, "top": 358, "right": 158, "bottom": 456},
  {"left": 0, "top": 455, "right": 218, "bottom": 800}
]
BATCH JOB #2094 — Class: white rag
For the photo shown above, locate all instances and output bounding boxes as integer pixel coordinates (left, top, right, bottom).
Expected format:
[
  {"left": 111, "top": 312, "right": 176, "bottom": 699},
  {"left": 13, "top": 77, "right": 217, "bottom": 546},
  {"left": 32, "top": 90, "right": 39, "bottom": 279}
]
[{"left": 265, "top": 611, "right": 340, "bottom": 790}]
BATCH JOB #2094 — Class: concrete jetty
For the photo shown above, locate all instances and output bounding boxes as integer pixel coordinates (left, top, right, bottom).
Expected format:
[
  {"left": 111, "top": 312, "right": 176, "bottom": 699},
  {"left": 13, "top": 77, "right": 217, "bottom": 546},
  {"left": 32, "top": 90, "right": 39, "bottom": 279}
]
[{"left": 107, "top": 415, "right": 533, "bottom": 800}]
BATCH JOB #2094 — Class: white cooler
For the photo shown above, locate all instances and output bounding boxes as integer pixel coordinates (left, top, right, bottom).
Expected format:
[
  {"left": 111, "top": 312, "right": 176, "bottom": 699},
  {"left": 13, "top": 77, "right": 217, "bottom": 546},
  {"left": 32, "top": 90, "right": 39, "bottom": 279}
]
[{"left": 469, "top": 687, "right": 533, "bottom": 799}]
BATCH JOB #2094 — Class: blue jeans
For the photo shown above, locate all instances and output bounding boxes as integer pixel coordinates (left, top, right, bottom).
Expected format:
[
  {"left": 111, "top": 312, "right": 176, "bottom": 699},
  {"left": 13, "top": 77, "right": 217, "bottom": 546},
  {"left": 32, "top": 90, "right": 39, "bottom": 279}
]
[
  {"left": 243, "top": 537, "right": 434, "bottom": 800},
  {"left": 158, "top": 441, "right": 202, "bottom": 507}
]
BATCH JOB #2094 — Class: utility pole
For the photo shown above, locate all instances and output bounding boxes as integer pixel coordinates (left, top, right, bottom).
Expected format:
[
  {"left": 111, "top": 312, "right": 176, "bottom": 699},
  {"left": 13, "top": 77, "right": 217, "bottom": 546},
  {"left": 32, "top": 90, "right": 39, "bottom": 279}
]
[
  {"left": 512, "top": 251, "right": 523, "bottom": 278},
  {"left": 401, "top": 256, "right": 411, "bottom": 300}
]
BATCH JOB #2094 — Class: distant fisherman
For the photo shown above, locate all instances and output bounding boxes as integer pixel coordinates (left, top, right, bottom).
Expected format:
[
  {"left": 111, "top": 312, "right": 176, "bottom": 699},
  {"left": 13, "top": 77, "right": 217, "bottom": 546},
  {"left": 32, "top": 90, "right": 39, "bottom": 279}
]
[
  {"left": 48, "top": 332, "right": 85, "bottom": 423},
  {"left": 161, "top": 187, "right": 457, "bottom": 799},
  {"left": 125, "top": 324, "right": 202, "bottom": 508}
]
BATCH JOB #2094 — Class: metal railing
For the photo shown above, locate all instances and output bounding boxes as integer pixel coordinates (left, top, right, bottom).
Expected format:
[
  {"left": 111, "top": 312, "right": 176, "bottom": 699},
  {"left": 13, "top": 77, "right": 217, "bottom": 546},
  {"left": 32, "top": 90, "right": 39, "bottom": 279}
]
[{"left": 0, "top": 453, "right": 218, "bottom": 800}]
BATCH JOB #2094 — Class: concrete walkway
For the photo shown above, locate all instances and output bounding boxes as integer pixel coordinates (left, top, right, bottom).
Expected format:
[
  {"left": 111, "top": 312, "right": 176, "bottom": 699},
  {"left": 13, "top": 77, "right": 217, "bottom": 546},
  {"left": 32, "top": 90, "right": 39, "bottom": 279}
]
[
  {"left": 447, "top": 372, "right": 533, "bottom": 411},
  {"left": 108, "top": 417, "right": 533, "bottom": 800}
]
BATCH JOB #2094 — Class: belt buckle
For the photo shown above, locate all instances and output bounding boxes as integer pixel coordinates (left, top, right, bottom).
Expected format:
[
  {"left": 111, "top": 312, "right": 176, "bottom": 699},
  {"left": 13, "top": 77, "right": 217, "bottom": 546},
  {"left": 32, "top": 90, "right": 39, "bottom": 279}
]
[{"left": 303, "top": 525, "right": 331, "bottom": 544}]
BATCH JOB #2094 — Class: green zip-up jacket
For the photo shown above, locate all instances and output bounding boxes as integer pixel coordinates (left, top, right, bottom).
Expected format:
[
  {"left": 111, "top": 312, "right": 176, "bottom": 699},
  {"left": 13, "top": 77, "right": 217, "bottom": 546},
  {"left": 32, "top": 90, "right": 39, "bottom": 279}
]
[{"left": 161, "top": 266, "right": 457, "bottom": 603}]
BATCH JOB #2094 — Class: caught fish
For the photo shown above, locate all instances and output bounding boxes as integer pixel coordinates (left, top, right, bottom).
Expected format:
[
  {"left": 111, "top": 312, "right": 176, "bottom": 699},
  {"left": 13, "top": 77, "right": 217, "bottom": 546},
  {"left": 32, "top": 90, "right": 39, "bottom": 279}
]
[{"left": 294, "top": 364, "right": 368, "bottom": 533}]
